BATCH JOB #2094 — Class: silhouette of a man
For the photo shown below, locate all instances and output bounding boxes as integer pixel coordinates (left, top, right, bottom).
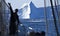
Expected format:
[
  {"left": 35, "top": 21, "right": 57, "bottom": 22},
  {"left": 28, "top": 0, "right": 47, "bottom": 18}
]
[{"left": 8, "top": 3, "right": 20, "bottom": 35}]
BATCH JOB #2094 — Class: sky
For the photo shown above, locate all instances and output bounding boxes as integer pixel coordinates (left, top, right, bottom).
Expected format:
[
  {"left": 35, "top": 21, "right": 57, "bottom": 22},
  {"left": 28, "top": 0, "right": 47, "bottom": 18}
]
[{"left": 5, "top": 0, "right": 60, "bottom": 10}]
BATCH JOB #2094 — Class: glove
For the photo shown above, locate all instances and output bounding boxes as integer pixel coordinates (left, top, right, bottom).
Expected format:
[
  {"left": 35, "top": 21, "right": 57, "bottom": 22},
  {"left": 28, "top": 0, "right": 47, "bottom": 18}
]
[{"left": 8, "top": 3, "right": 11, "bottom": 6}]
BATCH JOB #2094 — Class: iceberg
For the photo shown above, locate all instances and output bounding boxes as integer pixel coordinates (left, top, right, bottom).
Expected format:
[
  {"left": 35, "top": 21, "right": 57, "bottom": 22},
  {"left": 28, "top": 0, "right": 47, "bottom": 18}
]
[{"left": 18, "top": 3, "right": 31, "bottom": 19}]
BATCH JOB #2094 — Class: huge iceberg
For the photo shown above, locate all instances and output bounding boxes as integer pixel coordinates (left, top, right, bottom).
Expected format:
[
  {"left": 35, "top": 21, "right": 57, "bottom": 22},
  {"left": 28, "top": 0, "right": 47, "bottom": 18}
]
[{"left": 18, "top": 3, "right": 31, "bottom": 19}]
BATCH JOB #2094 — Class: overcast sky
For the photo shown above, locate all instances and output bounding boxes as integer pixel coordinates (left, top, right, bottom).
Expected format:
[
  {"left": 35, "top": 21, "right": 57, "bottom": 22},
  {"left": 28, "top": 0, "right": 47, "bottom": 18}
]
[{"left": 5, "top": 0, "right": 60, "bottom": 10}]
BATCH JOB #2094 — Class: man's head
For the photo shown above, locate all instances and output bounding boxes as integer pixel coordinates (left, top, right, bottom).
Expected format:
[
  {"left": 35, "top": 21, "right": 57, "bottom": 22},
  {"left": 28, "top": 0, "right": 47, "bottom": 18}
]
[{"left": 15, "top": 9, "right": 18, "bottom": 13}]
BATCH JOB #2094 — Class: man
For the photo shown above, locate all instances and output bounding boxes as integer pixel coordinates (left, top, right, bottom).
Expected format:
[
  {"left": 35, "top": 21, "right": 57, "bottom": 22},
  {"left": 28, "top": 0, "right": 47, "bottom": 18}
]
[{"left": 8, "top": 3, "right": 20, "bottom": 35}]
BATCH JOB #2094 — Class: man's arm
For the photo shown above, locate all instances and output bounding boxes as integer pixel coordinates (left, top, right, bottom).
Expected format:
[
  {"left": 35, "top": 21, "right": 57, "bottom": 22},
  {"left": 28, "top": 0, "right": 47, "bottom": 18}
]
[
  {"left": 17, "top": 16, "right": 20, "bottom": 24},
  {"left": 8, "top": 3, "right": 13, "bottom": 14},
  {"left": 17, "top": 15, "right": 22, "bottom": 25}
]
